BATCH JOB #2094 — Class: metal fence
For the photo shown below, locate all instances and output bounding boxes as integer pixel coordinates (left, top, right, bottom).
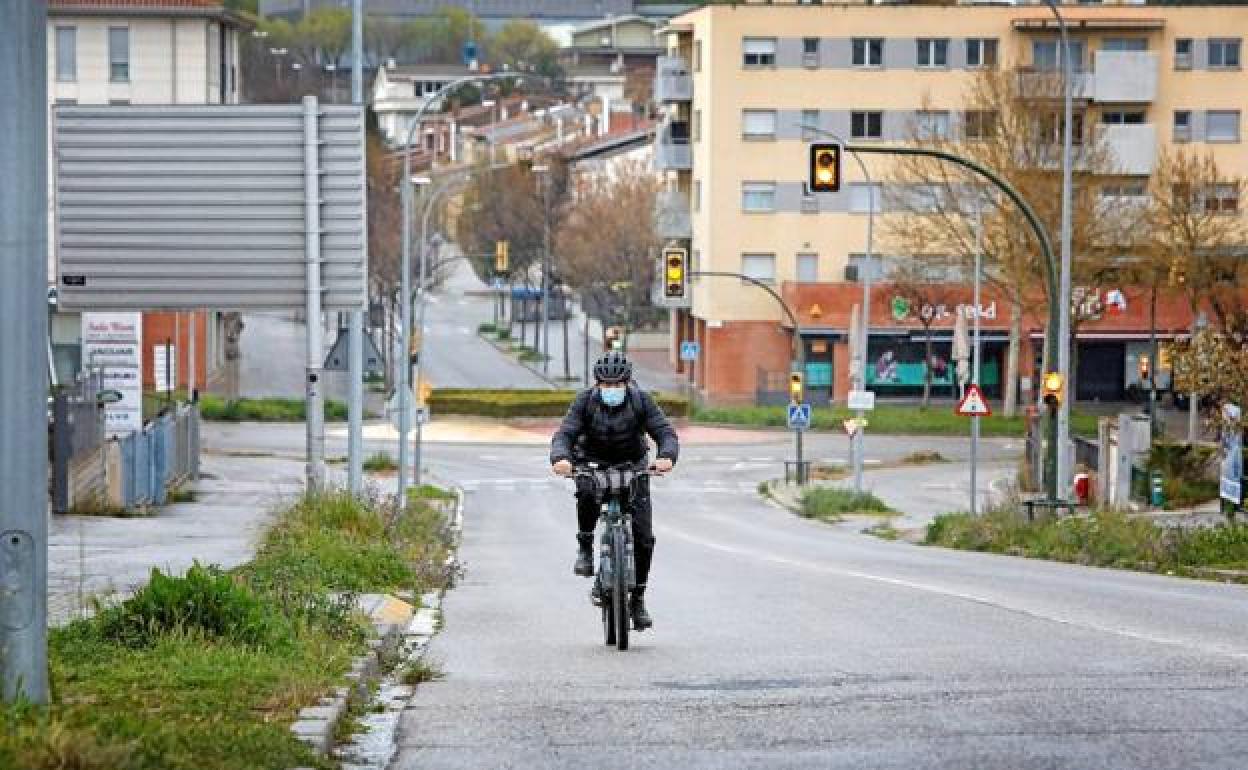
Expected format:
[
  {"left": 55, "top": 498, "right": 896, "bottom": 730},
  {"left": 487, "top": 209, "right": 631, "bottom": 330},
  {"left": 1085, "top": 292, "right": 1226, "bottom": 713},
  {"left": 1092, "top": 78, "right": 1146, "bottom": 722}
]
[{"left": 52, "top": 388, "right": 200, "bottom": 513}]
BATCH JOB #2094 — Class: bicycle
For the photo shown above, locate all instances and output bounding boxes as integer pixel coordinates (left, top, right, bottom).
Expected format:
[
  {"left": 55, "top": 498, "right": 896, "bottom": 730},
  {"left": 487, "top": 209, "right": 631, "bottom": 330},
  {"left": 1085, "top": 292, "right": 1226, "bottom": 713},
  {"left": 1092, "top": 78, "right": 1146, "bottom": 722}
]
[{"left": 574, "top": 462, "right": 650, "bottom": 651}]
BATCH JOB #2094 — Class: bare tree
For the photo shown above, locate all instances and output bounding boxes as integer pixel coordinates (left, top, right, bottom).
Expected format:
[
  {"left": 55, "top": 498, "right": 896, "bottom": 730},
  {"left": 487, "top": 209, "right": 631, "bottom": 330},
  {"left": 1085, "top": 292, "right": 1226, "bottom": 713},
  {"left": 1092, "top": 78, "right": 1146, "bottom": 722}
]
[{"left": 884, "top": 67, "right": 1139, "bottom": 415}]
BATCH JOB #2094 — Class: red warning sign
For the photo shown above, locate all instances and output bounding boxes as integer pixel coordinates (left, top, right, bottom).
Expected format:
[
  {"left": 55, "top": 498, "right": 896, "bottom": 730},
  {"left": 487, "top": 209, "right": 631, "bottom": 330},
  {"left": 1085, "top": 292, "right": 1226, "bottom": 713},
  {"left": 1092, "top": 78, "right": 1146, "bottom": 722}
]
[{"left": 956, "top": 384, "right": 992, "bottom": 417}]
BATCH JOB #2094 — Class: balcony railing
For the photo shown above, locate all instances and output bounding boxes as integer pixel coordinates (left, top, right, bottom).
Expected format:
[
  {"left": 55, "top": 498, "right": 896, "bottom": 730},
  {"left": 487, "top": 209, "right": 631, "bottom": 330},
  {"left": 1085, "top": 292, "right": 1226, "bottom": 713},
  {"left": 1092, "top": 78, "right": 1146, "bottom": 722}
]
[
  {"left": 1092, "top": 51, "right": 1158, "bottom": 103},
  {"left": 654, "top": 55, "right": 693, "bottom": 103},
  {"left": 654, "top": 122, "right": 692, "bottom": 171},
  {"left": 1097, "top": 123, "right": 1157, "bottom": 175},
  {"left": 655, "top": 189, "right": 692, "bottom": 239}
]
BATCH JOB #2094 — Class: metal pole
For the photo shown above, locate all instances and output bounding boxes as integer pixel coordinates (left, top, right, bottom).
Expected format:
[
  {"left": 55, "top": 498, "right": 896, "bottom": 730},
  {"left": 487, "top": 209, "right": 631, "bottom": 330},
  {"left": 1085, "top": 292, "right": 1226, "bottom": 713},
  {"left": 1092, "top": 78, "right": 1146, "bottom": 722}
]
[
  {"left": 971, "top": 201, "right": 984, "bottom": 516},
  {"left": 304, "top": 95, "right": 325, "bottom": 490},
  {"left": 0, "top": 0, "right": 49, "bottom": 704},
  {"left": 1189, "top": 313, "right": 1206, "bottom": 443},
  {"left": 346, "top": 0, "right": 365, "bottom": 495},
  {"left": 1047, "top": 0, "right": 1075, "bottom": 502},
  {"left": 188, "top": 312, "right": 197, "bottom": 401},
  {"left": 397, "top": 177, "right": 412, "bottom": 505},
  {"left": 541, "top": 176, "right": 552, "bottom": 375},
  {"left": 414, "top": 193, "right": 432, "bottom": 489}
]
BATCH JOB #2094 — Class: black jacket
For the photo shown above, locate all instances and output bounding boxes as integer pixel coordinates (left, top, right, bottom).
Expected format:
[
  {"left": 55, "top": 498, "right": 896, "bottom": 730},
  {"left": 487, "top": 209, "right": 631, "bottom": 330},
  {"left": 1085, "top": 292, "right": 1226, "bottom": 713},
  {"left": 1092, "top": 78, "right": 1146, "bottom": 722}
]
[{"left": 550, "top": 384, "right": 680, "bottom": 467}]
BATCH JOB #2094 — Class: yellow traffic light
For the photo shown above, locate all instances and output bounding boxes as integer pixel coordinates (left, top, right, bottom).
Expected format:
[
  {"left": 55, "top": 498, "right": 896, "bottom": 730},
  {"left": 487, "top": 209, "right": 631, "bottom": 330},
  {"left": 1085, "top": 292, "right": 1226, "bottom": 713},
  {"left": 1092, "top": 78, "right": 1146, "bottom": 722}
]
[
  {"left": 809, "top": 143, "right": 841, "bottom": 193},
  {"left": 789, "top": 371, "right": 804, "bottom": 403},
  {"left": 1041, "top": 371, "right": 1063, "bottom": 406},
  {"left": 1138, "top": 354, "right": 1151, "bottom": 381},
  {"left": 663, "top": 247, "right": 687, "bottom": 299},
  {"left": 418, "top": 379, "right": 432, "bottom": 406},
  {"left": 494, "top": 240, "right": 509, "bottom": 273}
]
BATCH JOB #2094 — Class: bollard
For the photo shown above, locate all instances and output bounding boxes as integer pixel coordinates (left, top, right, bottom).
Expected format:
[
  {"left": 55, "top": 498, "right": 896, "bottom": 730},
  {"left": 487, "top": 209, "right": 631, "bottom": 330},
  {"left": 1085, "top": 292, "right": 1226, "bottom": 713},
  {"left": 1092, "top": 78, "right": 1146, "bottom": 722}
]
[{"left": 1150, "top": 470, "right": 1165, "bottom": 508}]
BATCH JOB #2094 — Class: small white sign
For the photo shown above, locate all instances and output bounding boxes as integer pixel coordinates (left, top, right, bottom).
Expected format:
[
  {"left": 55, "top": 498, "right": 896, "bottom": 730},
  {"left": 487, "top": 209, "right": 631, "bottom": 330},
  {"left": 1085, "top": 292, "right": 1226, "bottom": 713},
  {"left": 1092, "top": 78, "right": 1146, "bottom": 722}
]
[
  {"left": 847, "top": 390, "right": 876, "bottom": 411},
  {"left": 154, "top": 344, "right": 177, "bottom": 393},
  {"left": 82, "top": 312, "right": 142, "bottom": 436}
]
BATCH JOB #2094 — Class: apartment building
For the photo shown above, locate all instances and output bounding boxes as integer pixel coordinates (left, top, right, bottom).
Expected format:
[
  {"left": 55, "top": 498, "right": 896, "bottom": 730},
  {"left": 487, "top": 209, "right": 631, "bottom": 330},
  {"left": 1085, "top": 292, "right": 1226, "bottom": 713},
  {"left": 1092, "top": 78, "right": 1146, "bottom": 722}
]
[
  {"left": 47, "top": 0, "right": 245, "bottom": 394},
  {"left": 655, "top": 1, "right": 1248, "bottom": 405}
]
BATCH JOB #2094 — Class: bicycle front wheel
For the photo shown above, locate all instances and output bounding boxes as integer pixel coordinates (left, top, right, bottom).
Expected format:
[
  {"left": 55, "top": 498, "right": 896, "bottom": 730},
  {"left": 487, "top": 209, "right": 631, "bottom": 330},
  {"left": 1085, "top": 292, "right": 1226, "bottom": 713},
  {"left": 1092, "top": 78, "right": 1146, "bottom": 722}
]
[{"left": 613, "top": 530, "right": 629, "bottom": 651}]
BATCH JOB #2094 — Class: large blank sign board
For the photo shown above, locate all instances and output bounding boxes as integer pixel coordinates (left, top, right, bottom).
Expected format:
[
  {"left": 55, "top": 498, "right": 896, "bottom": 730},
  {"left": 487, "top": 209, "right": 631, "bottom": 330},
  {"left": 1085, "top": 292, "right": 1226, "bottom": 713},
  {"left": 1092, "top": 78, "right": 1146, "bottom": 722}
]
[{"left": 54, "top": 104, "right": 366, "bottom": 311}]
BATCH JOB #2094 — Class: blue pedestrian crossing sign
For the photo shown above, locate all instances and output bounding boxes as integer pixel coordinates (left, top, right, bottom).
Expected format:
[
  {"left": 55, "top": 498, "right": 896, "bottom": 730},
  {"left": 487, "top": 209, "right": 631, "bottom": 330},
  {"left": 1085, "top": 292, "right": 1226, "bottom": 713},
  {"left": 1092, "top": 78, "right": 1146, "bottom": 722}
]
[
  {"left": 787, "top": 403, "right": 812, "bottom": 430},
  {"left": 680, "top": 340, "right": 700, "bottom": 361}
]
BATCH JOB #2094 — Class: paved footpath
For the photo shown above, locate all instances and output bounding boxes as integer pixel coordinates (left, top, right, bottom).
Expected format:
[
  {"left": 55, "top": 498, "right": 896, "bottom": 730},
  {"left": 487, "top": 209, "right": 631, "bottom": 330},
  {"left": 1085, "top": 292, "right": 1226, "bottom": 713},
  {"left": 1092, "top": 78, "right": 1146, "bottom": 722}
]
[{"left": 47, "top": 451, "right": 306, "bottom": 625}]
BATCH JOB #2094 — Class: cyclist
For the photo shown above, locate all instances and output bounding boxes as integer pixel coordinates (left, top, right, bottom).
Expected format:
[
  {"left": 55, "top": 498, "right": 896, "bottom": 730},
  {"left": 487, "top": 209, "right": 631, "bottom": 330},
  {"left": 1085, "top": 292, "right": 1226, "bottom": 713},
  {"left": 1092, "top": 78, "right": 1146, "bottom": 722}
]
[{"left": 550, "top": 350, "right": 679, "bottom": 631}]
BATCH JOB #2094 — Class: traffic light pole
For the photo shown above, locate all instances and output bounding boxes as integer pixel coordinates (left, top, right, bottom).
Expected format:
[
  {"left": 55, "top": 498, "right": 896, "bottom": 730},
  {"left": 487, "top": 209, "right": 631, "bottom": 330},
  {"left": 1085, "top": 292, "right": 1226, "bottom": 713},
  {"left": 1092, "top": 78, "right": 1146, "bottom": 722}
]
[
  {"left": 842, "top": 144, "right": 1063, "bottom": 501},
  {"left": 690, "top": 271, "right": 806, "bottom": 483}
]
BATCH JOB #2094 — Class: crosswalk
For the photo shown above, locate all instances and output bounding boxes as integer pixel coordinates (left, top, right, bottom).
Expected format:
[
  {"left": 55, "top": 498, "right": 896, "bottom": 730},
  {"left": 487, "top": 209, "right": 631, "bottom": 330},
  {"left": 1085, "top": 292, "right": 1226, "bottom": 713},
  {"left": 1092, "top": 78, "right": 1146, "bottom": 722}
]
[{"left": 456, "top": 477, "right": 765, "bottom": 495}]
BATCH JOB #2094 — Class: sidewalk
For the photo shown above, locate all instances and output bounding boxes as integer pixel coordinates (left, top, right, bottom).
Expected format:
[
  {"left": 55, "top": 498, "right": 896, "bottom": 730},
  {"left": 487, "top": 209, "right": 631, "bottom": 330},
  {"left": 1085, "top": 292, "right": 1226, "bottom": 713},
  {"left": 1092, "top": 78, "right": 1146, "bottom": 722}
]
[{"left": 47, "top": 452, "right": 305, "bottom": 625}]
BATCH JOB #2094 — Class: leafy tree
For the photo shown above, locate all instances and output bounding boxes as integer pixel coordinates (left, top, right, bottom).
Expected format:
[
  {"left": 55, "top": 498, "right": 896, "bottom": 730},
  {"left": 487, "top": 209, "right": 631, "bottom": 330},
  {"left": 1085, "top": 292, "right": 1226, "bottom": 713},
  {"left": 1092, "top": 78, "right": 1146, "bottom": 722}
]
[{"left": 488, "top": 21, "right": 562, "bottom": 77}]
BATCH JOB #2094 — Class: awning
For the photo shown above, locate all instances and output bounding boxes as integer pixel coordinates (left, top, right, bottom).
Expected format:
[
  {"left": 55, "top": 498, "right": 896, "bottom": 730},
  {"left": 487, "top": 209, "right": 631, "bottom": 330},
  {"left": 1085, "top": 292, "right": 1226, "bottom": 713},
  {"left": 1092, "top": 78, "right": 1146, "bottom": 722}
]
[{"left": 1012, "top": 17, "right": 1166, "bottom": 32}]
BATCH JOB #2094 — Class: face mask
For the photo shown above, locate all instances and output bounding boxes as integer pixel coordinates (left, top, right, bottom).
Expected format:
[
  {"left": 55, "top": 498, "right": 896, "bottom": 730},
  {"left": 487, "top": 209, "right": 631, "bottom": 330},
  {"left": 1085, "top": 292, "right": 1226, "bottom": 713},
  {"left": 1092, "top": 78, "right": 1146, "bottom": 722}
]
[{"left": 599, "top": 385, "right": 627, "bottom": 408}]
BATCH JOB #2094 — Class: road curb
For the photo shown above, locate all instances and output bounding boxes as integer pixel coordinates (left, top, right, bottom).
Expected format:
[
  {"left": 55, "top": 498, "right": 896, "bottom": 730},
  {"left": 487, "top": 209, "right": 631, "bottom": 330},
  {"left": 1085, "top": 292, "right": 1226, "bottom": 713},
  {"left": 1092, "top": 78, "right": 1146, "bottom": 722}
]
[{"left": 477, "top": 332, "right": 565, "bottom": 389}]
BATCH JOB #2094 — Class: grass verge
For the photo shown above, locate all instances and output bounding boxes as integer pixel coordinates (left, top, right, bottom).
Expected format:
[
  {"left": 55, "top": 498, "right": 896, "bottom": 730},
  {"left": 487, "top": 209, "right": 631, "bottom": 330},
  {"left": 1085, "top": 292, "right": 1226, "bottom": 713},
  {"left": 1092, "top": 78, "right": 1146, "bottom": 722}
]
[
  {"left": 428, "top": 388, "right": 690, "bottom": 418},
  {"left": 926, "top": 506, "right": 1248, "bottom": 579},
  {"left": 198, "top": 395, "right": 349, "bottom": 423},
  {"left": 0, "top": 488, "right": 453, "bottom": 770},
  {"left": 799, "top": 487, "right": 896, "bottom": 522},
  {"left": 362, "top": 451, "right": 398, "bottom": 473},
  {"left": 691, "top": 404, "right": 1099, "bottom": 437}
]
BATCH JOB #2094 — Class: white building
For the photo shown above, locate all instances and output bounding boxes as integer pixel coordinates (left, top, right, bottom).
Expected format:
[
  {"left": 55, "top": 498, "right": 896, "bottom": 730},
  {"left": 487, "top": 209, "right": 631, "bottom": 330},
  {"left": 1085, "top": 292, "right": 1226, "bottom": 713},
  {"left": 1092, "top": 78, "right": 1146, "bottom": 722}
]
[{"left": 46, "top": 0, "right": 246, "bottom": 392}]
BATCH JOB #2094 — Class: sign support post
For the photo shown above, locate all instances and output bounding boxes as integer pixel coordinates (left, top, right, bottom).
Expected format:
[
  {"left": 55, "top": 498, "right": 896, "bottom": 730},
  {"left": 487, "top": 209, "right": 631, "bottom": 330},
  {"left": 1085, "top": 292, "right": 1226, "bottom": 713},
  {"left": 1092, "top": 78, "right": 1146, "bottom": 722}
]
[
  {"left": 971, "top": 201, "right": 983, "bottom": 516},
  {"left": 303, "top": 95, "right": 325, "bottom": 490}
]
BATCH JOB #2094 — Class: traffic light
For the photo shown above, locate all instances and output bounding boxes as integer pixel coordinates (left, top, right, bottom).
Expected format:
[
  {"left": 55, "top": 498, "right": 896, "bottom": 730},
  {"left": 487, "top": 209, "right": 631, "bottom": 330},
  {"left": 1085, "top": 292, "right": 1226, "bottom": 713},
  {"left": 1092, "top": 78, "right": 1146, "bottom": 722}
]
[
  {"left": 1138, "top": 354, "right": 1151, "bottom": 382},
  {"left": 809, "top": 143, "right": 841, "bottom": 193},
  {"left": 1041, "top": 371, "right": 1063, "bottom": 407},
  {"left": 789, "top": 371, "right": 804, "bottom": 403},
  {"left": 494, "top": 240, "right": 509, "bottom": 273},
  {"left": 663, "top": 247, "right": 687, "bottom": 299}
]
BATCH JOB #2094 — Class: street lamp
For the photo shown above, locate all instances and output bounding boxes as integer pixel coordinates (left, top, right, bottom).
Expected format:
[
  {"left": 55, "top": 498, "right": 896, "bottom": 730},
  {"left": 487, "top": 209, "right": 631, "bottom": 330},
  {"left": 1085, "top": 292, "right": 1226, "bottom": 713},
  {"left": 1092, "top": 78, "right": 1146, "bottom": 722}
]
[
  {"left": 1042, "top": 0, "right": 1076, "bottom": 501},
  {"left": 396, "top": 72, "right": 547, "bottom": 505},
  {"left": 800, "top": 124, "right": 875, "bottom": 494},
  {"left": 532, "top": 163, "right": 553, "bottom": 375}
]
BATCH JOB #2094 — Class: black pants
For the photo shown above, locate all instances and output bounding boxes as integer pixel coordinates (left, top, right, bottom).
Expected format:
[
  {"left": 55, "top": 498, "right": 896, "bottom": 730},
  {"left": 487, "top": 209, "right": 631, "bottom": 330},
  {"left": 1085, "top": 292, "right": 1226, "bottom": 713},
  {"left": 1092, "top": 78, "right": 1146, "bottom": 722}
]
[{"left": 576, "top": 476, "right": 654, "bottom": 586}]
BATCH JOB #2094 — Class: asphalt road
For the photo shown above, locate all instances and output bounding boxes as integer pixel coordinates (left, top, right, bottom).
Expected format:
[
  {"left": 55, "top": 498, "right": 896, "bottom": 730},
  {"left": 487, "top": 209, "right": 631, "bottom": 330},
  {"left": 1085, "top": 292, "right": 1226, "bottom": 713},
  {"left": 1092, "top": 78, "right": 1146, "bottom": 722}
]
[{"left": 392, "top": 442, "right": 1248, "bottom": 770}]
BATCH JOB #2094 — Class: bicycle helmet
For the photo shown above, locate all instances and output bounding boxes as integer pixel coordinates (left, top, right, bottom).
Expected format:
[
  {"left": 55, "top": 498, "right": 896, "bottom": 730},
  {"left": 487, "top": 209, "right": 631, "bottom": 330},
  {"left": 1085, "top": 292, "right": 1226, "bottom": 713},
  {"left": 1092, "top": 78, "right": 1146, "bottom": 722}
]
[{"left": 592, "top": 350, "right": 633, "bottom": 384}]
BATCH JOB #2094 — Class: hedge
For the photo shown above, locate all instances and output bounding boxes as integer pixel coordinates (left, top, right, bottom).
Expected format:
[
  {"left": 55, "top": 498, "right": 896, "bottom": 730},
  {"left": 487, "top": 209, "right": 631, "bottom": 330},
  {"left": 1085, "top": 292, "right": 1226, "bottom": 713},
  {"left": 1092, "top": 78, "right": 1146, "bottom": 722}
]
[{"left": 427, "top": 388, "right": 690, "bottom": 418}]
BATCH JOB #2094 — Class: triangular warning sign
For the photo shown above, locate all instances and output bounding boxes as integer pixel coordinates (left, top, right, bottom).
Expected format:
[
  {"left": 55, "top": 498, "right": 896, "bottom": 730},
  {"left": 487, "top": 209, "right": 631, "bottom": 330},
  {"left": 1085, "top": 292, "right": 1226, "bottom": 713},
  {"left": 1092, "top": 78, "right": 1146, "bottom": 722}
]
[{"left": 956, "top": 384, "right": 992, "bottom": 417}]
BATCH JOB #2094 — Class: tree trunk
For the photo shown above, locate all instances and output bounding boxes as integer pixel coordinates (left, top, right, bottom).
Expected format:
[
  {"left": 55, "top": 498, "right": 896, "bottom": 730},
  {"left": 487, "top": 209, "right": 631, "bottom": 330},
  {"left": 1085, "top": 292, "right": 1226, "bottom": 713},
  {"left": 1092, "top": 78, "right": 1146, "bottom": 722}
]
[
  {"left": 583, "top": 295, "right": 592, "bottom": 388},
  {"left": 1004, "top": 299, "right": 1022, "bottom": 417},
  {"left": 922, "top": 328, "right": 933, "bottom": 408},
  {"left": 562, "top": 302, "right": 571, "bottom": 381}
]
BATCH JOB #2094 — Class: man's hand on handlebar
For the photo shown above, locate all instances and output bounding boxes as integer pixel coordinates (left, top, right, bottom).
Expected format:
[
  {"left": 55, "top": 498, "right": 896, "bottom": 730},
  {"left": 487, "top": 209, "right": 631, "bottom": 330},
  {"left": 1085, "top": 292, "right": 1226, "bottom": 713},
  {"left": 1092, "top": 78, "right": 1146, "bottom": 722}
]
[
  {"left": 652, "top": 457, "right": 674, "bottom": 475},
  {"left": 552, "top": 459, "right": 574, "bottom": 477}
]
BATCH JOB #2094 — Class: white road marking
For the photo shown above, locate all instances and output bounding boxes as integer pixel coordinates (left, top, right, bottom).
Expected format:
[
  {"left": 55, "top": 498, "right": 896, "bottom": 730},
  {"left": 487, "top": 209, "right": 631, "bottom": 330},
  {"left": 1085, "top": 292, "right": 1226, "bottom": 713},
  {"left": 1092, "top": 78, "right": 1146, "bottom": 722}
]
[
  {"left": 661, "top": 528, "right": 1248, "bottom": 662},
  {"left": 732, "top": 462, "right": 772, "bottom": 472},
  {"left": 713, "top": 456, "right": 736, "bottom": 463},
  {"left": 750, "top": 457, "right": 774, "bottom": 463}
]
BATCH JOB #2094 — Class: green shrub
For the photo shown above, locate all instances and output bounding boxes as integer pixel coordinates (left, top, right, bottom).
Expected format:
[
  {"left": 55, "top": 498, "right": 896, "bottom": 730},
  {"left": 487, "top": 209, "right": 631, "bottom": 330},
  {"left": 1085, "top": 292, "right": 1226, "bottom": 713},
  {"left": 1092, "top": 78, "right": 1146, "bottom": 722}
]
[
  {"left": 363, "top": 451, "right": 397, "bottom": 472},
  {"left": 427, "top": 388, "right": 690, "bottom": 418},
  {"left": 198, "top": 395, "right": 348, "bottom": 423},
  {"left": 477, "top": 322, "right": 496, "bottom": 334},
  {"left": 410, "top": 484, "right": 456, "bottom": 501},
  {"left": 496, "top": 328, "right": 512, "bottom": 340},
  {"left": 94, "top": 562, "right": 289, "bottom": 649},
  {"left": 799, "top": 487, "right": 894, "bottom": 520}
]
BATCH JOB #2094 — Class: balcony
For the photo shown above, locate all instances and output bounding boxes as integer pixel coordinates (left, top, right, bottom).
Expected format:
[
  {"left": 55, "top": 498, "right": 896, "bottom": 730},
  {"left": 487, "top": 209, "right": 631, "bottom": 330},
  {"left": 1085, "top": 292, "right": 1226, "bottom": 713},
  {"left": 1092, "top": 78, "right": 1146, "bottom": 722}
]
[
  {"left": 655, "top": 189, "right": 692, "bottom": 239},
  {"left": 1092, "top": 51, "right": 1158, "bottom": 103},
  {"left": 1097, "top": 123, "right": 1157, "bottom": 175},
  {"left": 654, "top": 55, "right": 693, "bottom": 103},
  {"left": 654, "top": 121, "right": 691, "bottom": 171},
  {"left": 1016, "top": 68, "right": 1094, "bottom": 101}
]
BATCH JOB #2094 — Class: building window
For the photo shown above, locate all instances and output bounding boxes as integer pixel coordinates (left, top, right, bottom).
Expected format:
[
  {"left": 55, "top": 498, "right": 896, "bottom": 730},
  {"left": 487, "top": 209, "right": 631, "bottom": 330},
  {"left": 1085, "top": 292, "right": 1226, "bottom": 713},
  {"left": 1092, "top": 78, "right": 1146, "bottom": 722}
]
[
  {"left": 1102, "top": 111, "right": 1146, "bottom": 125},
  {"left": 802, "top": 37, "right": 820, "bottom": 67},
  {"left": 1175, "top": 38, "right": 1193, "bottom": 70},
  {"left": 849, "top": 183, "right": 883, "bottom": 214},
  {"left": 742, "top": 182, "right": 777, "bottom": 212},
  {"left": 55, "top": 26, "right": 76, "bottom": 82},
  {"left": 852, "top": 38, "right": 883, "bottom": 68},
  {"left": 743, "top": 38, "right": 777, "bottom": 69},
  {"left": 1037, "top": 111, "right": 1085, "bottom": 145},
  {"left": 693, "top": 109, "right": 701, "bottom": 143},
  {"left": 1207, "top": 184, "right": 1239, "bottom": 213},
  {"left": 797, "top": 253, "right": 819, "bottom": 283},
  {"left": 964, "top": 110, "right": 998, "bottom": 140},
  {"left": 851, "top": 110, "right": 883, "bottom": 140},
  {"left": 801, "top": 109, "right": 820, "bottom": 141},
  {"left": 916, "top": 38, "right": 949, "bottom": 69},
  {"left": 915, "top": 110, "right": 951, "bottom": 140},
  {"left": 1103, "top": 38, "right": 1148, "bottom": 52},
  {"left": 109, "top": 26, "right": 130, "bottom": 83},
  {"left": 1101, "top": 180, "right": 1147, "bottom": 199},
  {"left": 1209, "top": 38, "right": 1241, "bottom": 69},
  {"left": 1033, "top": 39, "right": 1085, "bottom": 72},
  {"left": 1207, "top": 110, "right": 1240, "bottom": 142},
  {"left": 741, "top": 253, "right": 776, "bottom": 283},
  {"left": 694, "top": 40, "right": 702, "bottom": 73},
  {"left": 965, "top": 38, "right": 998, "bottom": 69},
  {"left": 848, "top": 253, "right": 886, "bottom": 282},
  {"left": 1174, "top": 110, "right": 1192, "bottom": 142},
  {"left": 742, "top": 109, "right": 777, "bottom": 140}
]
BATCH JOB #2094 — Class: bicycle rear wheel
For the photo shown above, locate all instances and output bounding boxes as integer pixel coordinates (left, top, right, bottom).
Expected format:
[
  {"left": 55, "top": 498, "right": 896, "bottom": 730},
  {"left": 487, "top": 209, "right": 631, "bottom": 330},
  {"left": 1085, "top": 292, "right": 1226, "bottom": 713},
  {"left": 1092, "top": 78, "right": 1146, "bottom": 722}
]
[
  {"left": 602, "top": 583, "right": 616, "bottom": 646},
  {"left": 613, "top": 531, "right": 629, "bottom": 651}
]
